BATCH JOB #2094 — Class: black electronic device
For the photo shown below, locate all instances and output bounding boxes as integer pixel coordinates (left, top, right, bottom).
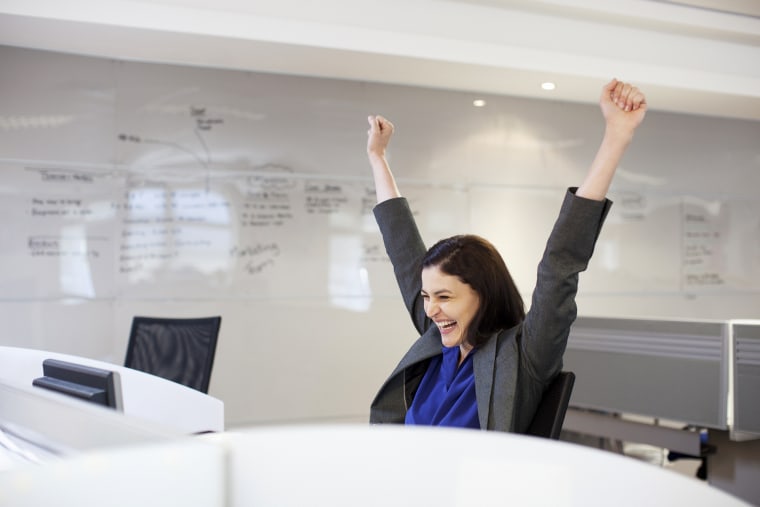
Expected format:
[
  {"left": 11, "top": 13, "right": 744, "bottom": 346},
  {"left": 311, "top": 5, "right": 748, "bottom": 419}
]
[{"left": 32, "top": 358, "right": 118, "bottom": 409}]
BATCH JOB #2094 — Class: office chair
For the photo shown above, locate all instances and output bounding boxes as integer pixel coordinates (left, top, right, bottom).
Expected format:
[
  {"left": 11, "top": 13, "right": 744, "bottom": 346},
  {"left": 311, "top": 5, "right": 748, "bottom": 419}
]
[
  {"left": 525, "top": 371, "right": 575, "bottom": 440},
  {"left": 124, "top": 316, "right": 221, "bottom": 394}
]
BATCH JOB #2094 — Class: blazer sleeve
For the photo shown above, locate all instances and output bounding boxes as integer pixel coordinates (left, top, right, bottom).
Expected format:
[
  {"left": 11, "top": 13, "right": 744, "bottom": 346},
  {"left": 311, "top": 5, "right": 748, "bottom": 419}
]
[
  {"left": 520, "top": 188, "right": 612, "bottom": 383},
  {"left": 373, "top": 197, "right": 430, "bottom": 335}
]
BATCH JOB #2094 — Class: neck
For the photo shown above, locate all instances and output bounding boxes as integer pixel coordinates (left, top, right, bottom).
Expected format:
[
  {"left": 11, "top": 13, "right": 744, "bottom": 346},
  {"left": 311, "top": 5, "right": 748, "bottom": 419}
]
[{"left": 458, "top": 343, "right": 473, "bottom": 366}]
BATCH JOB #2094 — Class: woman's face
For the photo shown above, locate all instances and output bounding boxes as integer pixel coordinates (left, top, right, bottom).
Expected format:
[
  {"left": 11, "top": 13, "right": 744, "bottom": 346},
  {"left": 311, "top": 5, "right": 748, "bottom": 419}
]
[{"left": 421, "top": 265, "right": 480, "bottom": 350}]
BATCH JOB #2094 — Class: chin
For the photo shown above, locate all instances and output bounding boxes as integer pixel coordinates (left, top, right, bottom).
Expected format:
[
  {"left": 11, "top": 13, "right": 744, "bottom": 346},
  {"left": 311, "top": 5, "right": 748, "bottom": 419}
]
[{"left": 441, "top": 335, "right": 462, "bottom": 349}]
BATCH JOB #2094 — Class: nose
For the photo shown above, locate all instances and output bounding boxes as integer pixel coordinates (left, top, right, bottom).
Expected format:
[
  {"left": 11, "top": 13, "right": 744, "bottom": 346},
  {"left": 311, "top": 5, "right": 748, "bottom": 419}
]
[{"left": 425, "top": 300, "right": 438, "bottom": 318}]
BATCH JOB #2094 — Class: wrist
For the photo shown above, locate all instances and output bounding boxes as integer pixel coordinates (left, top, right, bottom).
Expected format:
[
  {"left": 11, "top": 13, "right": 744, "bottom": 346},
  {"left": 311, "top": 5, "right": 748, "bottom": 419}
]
[
  {"left": 602, "top": 125, "right": 635, "bottom": 147},
  {"left": 367, "top": 151, "right": 387, "bottom": 164}
]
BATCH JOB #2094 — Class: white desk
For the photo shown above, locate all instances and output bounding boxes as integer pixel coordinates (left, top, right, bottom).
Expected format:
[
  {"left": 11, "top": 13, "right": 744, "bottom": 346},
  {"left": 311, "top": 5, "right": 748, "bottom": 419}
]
[
  {"left": 211, "top": 425, "right": 750, "bottom": 506},
  {"left": 0, "top": 346, "right": 224, "bottom": 434},
  {"left": 2, "top": 424, "right": 750, "bottom": 506},
  {"left": 0, "top": 437, "right": 226, "bottom": 507}
]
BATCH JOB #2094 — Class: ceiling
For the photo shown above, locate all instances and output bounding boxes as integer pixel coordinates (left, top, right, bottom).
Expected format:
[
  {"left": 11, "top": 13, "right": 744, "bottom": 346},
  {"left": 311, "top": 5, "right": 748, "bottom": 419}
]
[{"left": 1, "top": 0, "right": 759, "bottom": 121}]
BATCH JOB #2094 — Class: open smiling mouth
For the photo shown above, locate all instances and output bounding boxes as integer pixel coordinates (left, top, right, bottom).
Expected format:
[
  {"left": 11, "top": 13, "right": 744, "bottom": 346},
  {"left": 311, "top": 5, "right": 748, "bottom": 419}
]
[{"left": 436, "top": 320, "right": 457, "bottom": 331}]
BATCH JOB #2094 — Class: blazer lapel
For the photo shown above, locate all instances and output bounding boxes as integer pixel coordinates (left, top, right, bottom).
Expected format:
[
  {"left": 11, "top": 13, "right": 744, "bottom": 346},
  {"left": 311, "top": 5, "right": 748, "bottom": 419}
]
[
  {"left": 392, "top": 326, "right": 442, "bottom": 375},
  {"left": 474, "top": 332, "right": 499, "bottom": 430}
]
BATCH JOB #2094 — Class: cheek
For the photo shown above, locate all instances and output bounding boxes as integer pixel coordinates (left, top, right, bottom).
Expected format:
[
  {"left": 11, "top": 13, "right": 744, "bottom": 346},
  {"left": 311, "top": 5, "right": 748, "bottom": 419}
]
[{"left": 465, "top": 301, "right": 480, "bottom": 322}]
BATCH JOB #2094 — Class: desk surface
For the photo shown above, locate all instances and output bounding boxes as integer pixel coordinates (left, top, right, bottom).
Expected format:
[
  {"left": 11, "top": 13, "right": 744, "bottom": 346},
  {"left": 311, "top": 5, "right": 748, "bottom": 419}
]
[
  {"left": 1, "top": 424, "right": 750, "bottom": 506},
  {"left": 210, "top": 425, "right": 750, "bottom": 507},
  {"left": 2, "top": 424, "right": 750, "bottom": 506}
]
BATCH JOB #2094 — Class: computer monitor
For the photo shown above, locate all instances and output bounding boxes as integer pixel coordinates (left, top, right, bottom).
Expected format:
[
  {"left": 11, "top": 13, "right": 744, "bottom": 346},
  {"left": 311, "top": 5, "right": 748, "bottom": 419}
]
[{"left": 32, "top": 358, "right": 119, "bottom": 409}]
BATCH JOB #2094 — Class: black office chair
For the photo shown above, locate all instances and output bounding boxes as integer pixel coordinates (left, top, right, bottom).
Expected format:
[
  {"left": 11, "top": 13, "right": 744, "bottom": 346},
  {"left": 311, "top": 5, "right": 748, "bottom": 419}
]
[
  {"left": 124, "top": 316, "right": 221, "bottom": 394},
  {"left": 525, "top": 371, "right": 575, "bottom": 440}
]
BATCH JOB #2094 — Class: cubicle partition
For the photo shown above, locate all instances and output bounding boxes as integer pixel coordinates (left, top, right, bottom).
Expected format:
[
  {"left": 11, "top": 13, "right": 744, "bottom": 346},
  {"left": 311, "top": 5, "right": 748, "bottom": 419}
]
[
  {"left": 732, "top": 321, "right": 760, "bottom": 438},
  {"left": 564, "top": 316, "right": 729, "bottom": 429},
  {"left": 563, "top": 317, "right": 760, "bottom": 441},
  {"left": 561, "top": 317, "right": 760, "bottom": 505}
]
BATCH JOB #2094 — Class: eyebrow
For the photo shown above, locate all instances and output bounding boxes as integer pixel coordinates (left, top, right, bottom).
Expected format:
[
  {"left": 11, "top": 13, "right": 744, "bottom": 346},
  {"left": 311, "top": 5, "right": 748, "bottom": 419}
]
[{"left": 421, "top": 289, "right": 453, "bottom": 296}]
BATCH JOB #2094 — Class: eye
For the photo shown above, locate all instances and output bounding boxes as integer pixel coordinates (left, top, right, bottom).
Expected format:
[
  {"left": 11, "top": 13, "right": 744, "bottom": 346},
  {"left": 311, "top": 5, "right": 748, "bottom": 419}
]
[{"left": 421, "top": 293, "right": 429, "bottom": 300}]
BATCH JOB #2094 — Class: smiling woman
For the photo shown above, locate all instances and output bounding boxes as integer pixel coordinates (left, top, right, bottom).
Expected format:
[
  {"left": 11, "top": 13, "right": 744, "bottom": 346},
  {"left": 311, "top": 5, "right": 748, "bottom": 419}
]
[{"left": 364, "top": 78, "right": 647, "bottom": 433}]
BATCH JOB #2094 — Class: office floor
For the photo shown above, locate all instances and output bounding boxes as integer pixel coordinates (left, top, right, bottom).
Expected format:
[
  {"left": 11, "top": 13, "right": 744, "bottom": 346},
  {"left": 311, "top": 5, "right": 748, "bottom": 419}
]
[
  {"left": 561, "top": 432, "right": 704, "bottom": 482},
  {"left": 623, "top": 442, "right": 703, "bottom": 479}
]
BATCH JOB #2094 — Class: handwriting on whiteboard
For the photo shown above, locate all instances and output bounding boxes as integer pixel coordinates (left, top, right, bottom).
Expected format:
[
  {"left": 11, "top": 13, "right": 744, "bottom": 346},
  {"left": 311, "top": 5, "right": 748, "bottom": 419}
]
[{"left": 682, "top": 203, "right": 725, "bottom": 288}]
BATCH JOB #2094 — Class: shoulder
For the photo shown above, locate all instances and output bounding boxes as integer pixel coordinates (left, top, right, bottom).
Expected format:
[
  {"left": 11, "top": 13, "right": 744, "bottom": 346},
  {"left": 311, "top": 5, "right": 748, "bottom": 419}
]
[{"left": 489, "top": 325, "right": 521, "bottom": 357}]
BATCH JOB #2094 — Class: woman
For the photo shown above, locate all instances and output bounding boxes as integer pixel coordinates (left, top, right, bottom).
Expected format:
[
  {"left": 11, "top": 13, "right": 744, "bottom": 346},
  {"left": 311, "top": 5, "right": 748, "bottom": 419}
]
[{"left": 366, "top": 79, "right": 647, "bottom": 432}]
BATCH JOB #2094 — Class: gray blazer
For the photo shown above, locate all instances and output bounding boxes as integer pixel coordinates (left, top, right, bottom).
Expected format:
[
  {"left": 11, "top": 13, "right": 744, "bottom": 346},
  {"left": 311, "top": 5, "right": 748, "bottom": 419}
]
[{"left": 370, "top": 189, "right": 611, "bottom": 432}]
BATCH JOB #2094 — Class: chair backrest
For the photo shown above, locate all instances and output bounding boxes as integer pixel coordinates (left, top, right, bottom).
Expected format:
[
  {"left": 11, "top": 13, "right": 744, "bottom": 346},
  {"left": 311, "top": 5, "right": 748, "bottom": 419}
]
[
  {"left": 124, "top": 316, "right": 221, "bottom": 394},
  {"left": 525, "top": 371, "right": 575, "bottom": 440}
]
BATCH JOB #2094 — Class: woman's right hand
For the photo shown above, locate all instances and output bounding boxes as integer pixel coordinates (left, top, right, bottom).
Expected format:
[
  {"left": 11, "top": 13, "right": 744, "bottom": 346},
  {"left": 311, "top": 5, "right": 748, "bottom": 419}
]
[
  {"left": 366, "top": 115, "right": 401, "bottom": 202},
  {"left": 367, "top": 115, "right": 394, "bottom": 160}
]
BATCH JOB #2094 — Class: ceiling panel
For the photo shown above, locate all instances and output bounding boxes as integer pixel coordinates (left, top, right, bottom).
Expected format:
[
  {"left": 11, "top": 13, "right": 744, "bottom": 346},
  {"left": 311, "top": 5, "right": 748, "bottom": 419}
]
[{"left": 0, "top": 0, "right": 758, "bottom": 120}]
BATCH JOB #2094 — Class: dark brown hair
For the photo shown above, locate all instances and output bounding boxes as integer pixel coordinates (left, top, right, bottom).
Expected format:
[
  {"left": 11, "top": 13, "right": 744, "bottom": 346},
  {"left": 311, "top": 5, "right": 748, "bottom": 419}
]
[{"left": 422, "top": 234, "right": 525, "bottom": 349}]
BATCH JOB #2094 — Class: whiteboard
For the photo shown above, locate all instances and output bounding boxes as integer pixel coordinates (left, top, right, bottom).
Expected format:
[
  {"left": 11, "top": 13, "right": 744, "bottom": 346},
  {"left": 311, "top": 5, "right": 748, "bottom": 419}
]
[{"left": 1, "top": 45, "right": 759, "bottom": 427}]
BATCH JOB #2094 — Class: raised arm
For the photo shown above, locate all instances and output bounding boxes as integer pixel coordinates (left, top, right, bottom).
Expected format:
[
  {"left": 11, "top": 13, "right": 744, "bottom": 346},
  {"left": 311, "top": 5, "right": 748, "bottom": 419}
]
[
  {"left": 367, "top": 115, "right": 429, "bottom": 334},
  {"left": 366, "top": 115, "right": 401, "bottom": 203},
  {"left": 519, "top": 79, "right": 647, "bottom": 386},
  {"left": 577, "top": 79, "right": 647, "bottom": 200}
]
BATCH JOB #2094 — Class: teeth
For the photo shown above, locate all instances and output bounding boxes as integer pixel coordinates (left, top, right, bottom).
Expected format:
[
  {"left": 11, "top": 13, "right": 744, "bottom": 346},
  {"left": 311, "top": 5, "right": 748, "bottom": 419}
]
[{"left": 437, "top": 321, "right": 456, "bottom": 328}]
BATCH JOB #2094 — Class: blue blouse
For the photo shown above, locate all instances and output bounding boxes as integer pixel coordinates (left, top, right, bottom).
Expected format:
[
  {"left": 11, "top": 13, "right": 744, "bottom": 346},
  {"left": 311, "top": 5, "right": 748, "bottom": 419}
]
[{"left": 404, "top": 346, "right": 480, "bottom": 429}]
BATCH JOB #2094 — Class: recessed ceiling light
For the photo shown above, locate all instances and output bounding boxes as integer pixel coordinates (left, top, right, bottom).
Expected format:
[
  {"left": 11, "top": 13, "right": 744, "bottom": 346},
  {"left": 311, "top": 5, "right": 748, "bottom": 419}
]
[
  {"left": 541, "top": 82, "right": 556, "bottom": 91},
  {"left": 473, "top": 99, "right": 486, "bottom": 107}
]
